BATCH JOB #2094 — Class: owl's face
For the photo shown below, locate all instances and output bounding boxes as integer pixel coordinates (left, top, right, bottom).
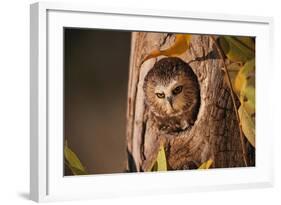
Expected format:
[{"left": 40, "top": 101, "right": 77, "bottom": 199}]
[
  {"left": 145, "top": 73, "right": 194, "bottom": 116},
  {"left": 144, "top": 57, "right": 199, "bottom": 117}
]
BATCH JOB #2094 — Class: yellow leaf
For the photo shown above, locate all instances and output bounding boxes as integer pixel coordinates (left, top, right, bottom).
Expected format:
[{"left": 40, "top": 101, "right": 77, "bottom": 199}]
[
  {"left": 64, "top": 142, "right": 88, "bottom": 175},
  {"left": 243, "top": 85, "right": 255, "bottom": 106},
  {"left": 238, "top": 106, "right": 255, "bottom": 147},
  {"left": 243, "top": 99, "right": 255, "bottom": 116},
  {"left": 235, "top": 59, "right": 255, "bottom": 116},
  {"left": 234, "top": 68, "right": 246, "bottom": 94},
  {"left": 234, "top": 59, "right": 255, "bottom": 94},
  {"left": 219, "top": 36, "right": 255, "bottom": 63},
  {"left": 150, "top": 144, "right": 167, "bottom": 171},
  {"left": 198, "top": 159, "right": 213, "bottom": 169},
  {"left": 241, "top": 59, "right": 255, "bottom": 76},
  {"left": 143, "top": 34, "right": 191, "bottom": 62},
  {"left": 233, "top": 59, "right": 255, "bottom": 146},
  {"left": 156, "top": 145, "right": 167, "bottom": 171}
]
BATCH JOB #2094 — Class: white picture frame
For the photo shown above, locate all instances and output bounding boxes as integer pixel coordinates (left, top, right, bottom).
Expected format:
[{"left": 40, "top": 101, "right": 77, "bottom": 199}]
[{"left": 30, "top": 2, "right": 274, "bottom": 202}]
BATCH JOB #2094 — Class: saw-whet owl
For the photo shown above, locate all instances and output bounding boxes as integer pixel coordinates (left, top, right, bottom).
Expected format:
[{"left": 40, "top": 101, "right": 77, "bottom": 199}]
[{"left": 143, "top": 57, "right": 200, "bottom": 133}]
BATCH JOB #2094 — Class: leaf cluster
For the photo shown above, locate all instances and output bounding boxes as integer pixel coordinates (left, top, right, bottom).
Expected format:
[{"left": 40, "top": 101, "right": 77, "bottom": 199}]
[
  {"left": 219, "top": 37, "right": 255, "bottom": 147},
  {"left": 143, "top": 34, "right": 256, "bottom": 170}
]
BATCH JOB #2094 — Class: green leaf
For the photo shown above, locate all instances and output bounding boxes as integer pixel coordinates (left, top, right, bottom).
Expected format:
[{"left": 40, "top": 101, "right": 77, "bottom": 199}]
[
  {"left": 238, "top": 106, "right": 255, "bottom": 147},
  {"left": 219, "top": 36, "right": 255, "bottom": 63},
  {"left": 198, "top": 159, "right": 213, "bottom": 169},
  {"left": 150, "top": 144, "right": 167, "bottom": 171},
  {"left": 64, "top": 142, "right": 88, "bottom": 175}
]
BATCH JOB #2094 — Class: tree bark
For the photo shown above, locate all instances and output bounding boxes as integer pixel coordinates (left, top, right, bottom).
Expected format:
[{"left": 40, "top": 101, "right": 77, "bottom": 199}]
[{"left": 126, "top": 32, "right": 255, "bottom": 172}]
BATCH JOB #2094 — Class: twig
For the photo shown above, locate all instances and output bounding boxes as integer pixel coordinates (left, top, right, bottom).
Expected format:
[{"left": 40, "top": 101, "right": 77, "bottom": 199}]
[{"left": 210, "top": 36, "right": 248, "bottom": 166}]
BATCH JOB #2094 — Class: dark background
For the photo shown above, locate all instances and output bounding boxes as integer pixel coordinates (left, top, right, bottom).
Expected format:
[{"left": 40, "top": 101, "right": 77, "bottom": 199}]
[{"left": 64, "top": 28, "right": 131, "bottom": 175}]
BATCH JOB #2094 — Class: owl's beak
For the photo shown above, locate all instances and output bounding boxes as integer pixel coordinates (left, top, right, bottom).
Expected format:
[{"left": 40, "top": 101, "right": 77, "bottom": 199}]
[{"left": 167, "top": 96, "right": 174, "bottom": 110}]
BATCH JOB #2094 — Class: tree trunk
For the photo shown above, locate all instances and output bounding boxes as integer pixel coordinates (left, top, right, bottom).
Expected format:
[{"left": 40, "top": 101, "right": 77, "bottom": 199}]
[{"left": 126, "top": 32, "right": 255, "bottom": 172}]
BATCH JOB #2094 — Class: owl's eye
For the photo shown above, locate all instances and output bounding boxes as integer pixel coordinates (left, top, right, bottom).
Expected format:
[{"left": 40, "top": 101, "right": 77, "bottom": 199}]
[
  {"left": 172, "top": 85, "right": 183, "bottom": 95},
  {"left": 156, "top": 92, "right": 165, "bottom": 98}
]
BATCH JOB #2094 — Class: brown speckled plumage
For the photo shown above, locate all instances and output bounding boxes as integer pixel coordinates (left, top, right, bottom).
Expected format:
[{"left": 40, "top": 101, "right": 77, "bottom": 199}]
[{"left": 143, "top": 57, "right": 200, "bottom": 133}]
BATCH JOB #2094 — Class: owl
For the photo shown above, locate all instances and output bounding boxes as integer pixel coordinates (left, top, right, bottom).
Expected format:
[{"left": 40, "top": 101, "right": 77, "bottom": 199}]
[{"left": 143, "top": 57, "right": 200, "bottom": 133}]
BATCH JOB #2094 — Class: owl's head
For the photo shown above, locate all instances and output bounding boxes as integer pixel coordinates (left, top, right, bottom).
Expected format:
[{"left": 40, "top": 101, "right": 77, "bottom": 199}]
[{"left": 143, "top": 57, "right": 200, "bottom": 117}]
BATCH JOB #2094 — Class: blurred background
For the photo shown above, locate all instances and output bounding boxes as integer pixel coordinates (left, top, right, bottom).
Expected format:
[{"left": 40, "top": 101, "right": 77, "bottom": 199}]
[{"left": 64, "top": 28, "right": 131, "bottom": 175}]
